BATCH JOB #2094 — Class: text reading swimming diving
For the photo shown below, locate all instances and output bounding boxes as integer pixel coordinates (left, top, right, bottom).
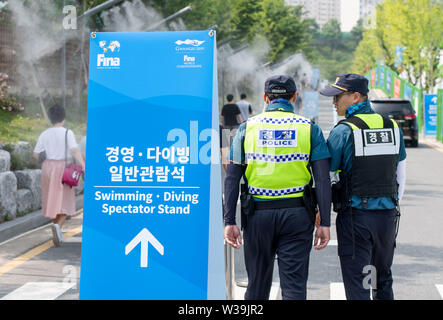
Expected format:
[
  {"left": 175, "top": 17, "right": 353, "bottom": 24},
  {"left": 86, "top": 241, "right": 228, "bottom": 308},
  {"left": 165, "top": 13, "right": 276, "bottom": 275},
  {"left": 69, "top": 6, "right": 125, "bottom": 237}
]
[{"left": 94, "top": 190, "right": 199, "bottom": 204}]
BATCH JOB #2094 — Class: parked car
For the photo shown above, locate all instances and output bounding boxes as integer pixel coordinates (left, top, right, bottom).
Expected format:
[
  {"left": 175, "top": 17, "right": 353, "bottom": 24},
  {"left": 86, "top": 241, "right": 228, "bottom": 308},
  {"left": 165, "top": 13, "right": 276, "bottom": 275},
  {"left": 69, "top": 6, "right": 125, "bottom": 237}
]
[{"left": 370, "top": 98, "right": 419, "bottom": 147}]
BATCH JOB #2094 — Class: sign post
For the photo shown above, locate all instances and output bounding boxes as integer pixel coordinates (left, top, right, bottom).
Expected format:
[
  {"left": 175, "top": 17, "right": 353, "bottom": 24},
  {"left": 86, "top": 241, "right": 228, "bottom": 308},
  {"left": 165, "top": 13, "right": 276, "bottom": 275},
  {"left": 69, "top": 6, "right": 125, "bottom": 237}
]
[{"left": 79, "top": 30, "right": 225, "bottom": 299}]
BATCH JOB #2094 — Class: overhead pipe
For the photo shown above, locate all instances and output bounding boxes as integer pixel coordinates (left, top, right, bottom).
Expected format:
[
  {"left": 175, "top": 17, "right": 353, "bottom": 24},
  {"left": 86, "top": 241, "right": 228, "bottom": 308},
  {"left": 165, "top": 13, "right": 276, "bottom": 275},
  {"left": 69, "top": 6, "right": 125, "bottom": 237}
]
[{"left": 144, "top": 6, "right": 192, "bottom": 31}]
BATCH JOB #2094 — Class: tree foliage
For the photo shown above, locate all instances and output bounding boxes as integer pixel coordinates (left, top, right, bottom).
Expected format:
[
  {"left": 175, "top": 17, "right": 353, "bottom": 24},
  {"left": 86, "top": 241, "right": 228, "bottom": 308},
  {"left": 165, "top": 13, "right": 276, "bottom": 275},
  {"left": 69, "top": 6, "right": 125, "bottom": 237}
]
[
  {"left": 352, "top": 0, "right": 443, "bottom": 91},
  {"left": 307, "top": 18, "right": 362, "bottom": 82}
]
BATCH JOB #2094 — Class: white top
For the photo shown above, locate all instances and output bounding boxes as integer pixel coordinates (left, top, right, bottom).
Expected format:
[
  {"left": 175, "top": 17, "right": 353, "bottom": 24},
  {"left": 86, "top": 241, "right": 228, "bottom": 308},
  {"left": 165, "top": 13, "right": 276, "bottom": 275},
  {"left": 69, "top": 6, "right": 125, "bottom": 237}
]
[
  {"left": 236, "top": 100, "right": 251, "bottom": 122},
  {"left": 34, "top": 127, "right": 78, "bottom": 160}
]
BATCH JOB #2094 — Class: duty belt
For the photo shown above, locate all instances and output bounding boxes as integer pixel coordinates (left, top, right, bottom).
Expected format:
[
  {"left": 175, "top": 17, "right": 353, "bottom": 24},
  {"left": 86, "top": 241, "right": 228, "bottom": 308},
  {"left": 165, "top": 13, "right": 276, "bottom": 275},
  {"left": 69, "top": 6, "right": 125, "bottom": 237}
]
[{"left": 254, "top": 197, "right": 305, "bottom": 210}]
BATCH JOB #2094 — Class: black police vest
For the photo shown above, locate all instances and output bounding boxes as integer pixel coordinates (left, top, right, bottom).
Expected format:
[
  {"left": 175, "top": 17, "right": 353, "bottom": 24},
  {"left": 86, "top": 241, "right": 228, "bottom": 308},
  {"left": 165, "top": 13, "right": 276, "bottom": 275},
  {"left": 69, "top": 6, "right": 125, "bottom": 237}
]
[{"left": 338, "top": 114, "right": 400, "bottom": 199}]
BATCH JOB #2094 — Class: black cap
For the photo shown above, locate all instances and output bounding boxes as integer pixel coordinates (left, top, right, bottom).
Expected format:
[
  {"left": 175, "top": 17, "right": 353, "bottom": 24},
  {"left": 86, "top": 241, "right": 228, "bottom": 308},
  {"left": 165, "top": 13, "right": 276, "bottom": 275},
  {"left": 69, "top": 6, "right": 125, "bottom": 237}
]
[
  {"left": 320, "top": 73, "right": 369, "bottom": 96},
  {"left": 265, "top": 75, "right": 297, "bottom": 94}
]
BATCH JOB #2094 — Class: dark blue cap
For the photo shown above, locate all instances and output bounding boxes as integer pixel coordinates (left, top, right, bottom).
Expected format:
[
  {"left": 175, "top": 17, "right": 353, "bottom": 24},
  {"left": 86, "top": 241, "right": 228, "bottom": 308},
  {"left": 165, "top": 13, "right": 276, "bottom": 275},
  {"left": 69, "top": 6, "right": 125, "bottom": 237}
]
[
  {"left": 320, "top": 73, "right": 369, "bottom": 96},
  {"left": 265, "top": 75, "right": 297, "bottom": 94}
]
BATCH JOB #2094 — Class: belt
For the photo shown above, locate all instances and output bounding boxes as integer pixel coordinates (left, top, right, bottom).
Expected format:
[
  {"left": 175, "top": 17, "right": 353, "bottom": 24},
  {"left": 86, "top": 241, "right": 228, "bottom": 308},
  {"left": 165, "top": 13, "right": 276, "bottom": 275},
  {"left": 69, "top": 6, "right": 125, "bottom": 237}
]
[{"left": 254, "top": 197, "right": 305, "bottom": 210}]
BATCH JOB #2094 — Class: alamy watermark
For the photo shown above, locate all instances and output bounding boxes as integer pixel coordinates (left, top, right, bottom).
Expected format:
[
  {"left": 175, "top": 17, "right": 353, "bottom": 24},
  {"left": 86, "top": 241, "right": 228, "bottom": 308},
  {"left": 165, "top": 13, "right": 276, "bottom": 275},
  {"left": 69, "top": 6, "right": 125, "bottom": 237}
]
[
  {"left": 362, "top": 265, "right": 377, "bottom": 290},
  {"left": 62, "top": 5, "right": 77, "bottom": 30}
]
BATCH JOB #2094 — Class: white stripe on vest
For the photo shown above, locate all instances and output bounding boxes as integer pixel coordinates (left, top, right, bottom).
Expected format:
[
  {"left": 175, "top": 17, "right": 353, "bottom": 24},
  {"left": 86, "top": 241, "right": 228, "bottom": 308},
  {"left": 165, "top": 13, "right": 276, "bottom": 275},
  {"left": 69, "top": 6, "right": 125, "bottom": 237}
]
[
  {"left": 248, "top": 185, "right": 306, "bottom": 196},
  {"left": 247, "top": 117, "right": 311, "bottom": 125},
  {"left": 245, "top": 152, "right": 310, "bottom": 163}
]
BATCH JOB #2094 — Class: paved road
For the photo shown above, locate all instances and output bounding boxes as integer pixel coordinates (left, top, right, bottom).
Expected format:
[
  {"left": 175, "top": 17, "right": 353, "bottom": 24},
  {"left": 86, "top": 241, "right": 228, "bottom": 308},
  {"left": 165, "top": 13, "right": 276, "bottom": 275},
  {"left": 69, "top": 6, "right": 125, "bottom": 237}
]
[{"left": 1, "top": 93, "right": 443, "bottom": 300}]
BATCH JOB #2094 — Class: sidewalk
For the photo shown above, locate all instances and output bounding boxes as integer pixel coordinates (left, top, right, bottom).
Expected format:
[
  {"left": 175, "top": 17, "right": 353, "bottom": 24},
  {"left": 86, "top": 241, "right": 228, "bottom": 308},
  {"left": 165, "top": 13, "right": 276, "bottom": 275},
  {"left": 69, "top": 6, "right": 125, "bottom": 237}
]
[
  {"left": 0, "top": 195, "right": 84, "bottom": 244},
  {"left": 419, "top": 133, "right": 443, "bottom": 150}
]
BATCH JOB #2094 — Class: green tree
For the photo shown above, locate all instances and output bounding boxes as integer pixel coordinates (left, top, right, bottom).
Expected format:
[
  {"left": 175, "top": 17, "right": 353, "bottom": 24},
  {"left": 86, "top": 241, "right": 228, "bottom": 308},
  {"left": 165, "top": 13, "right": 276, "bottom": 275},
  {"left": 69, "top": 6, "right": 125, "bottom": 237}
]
[
  {"left": 351, "top": 28, "right": 381, "bottom": 74},
  {"left": 321, "top": 19, "right": 342, "bottom": 55},
  {"left": 350, "top": 18, "right": 363, "bottom": 44},
  {"left": 230, "top": 0, "right": 261, "bottom": 44},
  {"left": 252, "top": 0, "right": 311, "bottom": 62},
  {"left": 355, "top": 0, "right": 443, "bottom": 91}
]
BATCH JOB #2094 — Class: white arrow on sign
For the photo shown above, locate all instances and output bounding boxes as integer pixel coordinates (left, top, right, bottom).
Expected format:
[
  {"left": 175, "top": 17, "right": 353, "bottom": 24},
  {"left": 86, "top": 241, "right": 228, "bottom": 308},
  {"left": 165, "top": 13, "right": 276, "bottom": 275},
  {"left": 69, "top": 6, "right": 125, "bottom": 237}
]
[{"left": 125, "top": 228, "right": 164, "bottom": 268}]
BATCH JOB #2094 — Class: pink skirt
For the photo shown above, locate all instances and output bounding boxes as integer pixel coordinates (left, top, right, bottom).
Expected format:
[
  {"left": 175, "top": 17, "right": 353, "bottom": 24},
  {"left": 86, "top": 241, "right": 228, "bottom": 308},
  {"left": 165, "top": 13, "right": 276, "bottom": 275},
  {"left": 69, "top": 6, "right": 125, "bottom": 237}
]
[{"left": 41, "top": 160, "right": 76, "bottom": 219}]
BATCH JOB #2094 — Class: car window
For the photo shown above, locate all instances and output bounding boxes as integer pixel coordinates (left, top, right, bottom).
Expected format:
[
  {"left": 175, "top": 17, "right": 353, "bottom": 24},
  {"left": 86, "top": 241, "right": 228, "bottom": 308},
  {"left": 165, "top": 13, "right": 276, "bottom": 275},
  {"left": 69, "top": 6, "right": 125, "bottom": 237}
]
[{"left": 370, "top": 102, "right": 415, "bottom": 115}]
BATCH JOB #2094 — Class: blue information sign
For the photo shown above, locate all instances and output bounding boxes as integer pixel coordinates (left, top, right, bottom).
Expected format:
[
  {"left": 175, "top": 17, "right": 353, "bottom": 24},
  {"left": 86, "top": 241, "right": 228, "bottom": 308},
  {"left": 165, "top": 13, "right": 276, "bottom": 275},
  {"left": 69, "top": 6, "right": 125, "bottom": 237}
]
[
  {"left": 79, "top": 31, "right": 224, "bottom": 299},
  {"left": 424, "top": 94, "right": 438, "bottom": 135}
]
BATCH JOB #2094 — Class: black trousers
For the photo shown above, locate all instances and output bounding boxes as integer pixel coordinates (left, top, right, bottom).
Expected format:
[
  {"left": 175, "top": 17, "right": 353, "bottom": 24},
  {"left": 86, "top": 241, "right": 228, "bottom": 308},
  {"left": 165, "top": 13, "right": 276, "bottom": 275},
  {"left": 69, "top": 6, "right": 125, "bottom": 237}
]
[
  {"left": 336, "top": 208, "right": 397, "bottom": 300},
  {"left": 243, "top": 206, "right": 314, "bottom": 300}
]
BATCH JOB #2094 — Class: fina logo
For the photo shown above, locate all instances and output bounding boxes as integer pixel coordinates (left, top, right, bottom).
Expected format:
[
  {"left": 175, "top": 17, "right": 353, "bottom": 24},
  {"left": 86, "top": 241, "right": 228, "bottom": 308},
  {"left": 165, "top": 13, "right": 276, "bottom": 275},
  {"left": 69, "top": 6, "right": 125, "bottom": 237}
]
[{"left": 97, "top": 40, "right": 120, "bottom": 68}]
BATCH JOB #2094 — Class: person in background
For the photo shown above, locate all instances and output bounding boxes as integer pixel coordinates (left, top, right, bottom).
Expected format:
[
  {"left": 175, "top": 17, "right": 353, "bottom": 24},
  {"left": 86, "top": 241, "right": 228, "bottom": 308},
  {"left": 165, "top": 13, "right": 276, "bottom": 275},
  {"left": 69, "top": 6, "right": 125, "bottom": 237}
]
[
  {"left": 236, "top": 93, "right": 253, "bottom": 122},
  {"left": 33, "top": 104, "right": 85, "bottom": 246},
  {"left": 221, "top": 94, "right": 242, "bottom": 130}
]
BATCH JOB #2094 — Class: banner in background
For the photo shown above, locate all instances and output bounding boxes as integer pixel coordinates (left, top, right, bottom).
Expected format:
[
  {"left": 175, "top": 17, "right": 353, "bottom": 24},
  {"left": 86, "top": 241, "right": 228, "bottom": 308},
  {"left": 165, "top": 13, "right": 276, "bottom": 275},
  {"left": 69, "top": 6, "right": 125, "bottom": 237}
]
[
  {"left": 311, "top": 68, "right": 320, "bottom": 90},
  {"left": 404, "top": 84, "right": 412, "bottom": 101},
  {"left": 394, "top": 77, "right": 401, "bottom": 98},
  {"left": 424, "top": 94, "right": 438, "bottom": 135},
  {"left": 79, "top": 31, "right": 224, "bottom": 299},
  {"left": 413, "top": 89, "right": 420, "bottom": 113},
  {"left": 379, "top": 66, "right": 385, "bottom": 89},
  {"left": 303, "top": 91, "right": 319, "bottom": 120},
  {"left": 438, "top": 89, "right": 443, "bottom": 141},
  {"left": 386, "top": 70, "right": 391, "bottom": 95},
  {"left": 375, "top": 68, "right": 379, "bottom": 87}
]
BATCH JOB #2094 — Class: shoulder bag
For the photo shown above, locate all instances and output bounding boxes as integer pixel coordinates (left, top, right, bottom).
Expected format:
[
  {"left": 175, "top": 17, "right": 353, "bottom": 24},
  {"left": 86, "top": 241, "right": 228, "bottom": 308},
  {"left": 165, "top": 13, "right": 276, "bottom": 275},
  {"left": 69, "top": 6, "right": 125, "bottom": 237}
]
[{"left": 62, "top": 129, "right": 82, "bottom": 187}]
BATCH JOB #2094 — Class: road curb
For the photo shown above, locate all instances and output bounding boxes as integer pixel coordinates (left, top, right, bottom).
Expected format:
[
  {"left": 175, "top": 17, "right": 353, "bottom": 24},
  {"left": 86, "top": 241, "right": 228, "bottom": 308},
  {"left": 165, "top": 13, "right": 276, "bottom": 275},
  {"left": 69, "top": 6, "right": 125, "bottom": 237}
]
[{"left": 0, "top": 195, "right": 84, "bottom": 244}]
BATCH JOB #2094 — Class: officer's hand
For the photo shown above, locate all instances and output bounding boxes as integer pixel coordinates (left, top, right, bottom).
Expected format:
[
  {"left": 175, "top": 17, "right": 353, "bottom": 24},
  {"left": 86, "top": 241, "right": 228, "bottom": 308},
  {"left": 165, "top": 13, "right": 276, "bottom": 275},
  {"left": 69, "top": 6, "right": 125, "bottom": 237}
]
[
  {"left": 315, "top": 211, "right": 321, "bottom": 228},
  {"left": 224, "top": 225, "right": 242, "bottom": 249},
  {"left": 314, "top": 226, "right": 330, "bottom": 250}
]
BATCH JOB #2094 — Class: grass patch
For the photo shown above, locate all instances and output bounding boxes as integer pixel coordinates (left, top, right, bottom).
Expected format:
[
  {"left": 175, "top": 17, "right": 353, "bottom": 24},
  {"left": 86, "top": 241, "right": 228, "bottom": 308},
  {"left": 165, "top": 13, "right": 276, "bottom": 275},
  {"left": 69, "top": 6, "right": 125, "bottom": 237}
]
[
  {"left": 0, "top": 109, "right": 47, "bottom": 144},
  {"left": 0, "top": 95, "right": 87, "bottom": 145}
]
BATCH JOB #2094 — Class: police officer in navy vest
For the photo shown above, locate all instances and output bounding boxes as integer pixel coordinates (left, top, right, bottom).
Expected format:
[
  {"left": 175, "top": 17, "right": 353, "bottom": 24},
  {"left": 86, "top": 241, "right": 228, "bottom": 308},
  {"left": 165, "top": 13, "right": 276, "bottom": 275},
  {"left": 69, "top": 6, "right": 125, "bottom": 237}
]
[
  {"left": 320, "top": 73, "right": 407, "bottom": 300},
  {"left": 224, "top": 75, "right": 332, "bottom": 300}
]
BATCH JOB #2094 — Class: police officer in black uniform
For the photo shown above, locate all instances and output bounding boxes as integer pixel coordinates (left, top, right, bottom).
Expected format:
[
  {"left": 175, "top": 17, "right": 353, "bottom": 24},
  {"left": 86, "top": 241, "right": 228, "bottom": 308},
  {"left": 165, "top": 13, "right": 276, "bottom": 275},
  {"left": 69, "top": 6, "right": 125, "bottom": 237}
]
[{"left": 320, "top": 73, "right": 407, "bottom": 300}]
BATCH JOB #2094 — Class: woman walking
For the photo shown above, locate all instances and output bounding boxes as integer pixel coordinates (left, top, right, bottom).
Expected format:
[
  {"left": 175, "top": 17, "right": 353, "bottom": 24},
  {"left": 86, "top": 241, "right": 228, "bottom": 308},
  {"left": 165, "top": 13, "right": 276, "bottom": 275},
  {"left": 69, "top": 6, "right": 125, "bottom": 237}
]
[{"left": 33, "top": 104, "right": 85, "bottom": 246}]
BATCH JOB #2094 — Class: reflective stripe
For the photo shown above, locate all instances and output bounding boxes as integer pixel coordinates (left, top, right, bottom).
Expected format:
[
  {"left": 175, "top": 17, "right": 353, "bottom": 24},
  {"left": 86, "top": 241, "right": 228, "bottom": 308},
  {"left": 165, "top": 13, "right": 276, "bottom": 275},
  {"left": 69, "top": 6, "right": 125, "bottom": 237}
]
[
  {"left": 245, "top": 152, "right": 310, "bottom": 163},
  {"left": 247, "top": 117, "right": 311, "bottom": 125},
  {"left": 248, "top": 185, "right": 306, "bottom": 196},
  {"left": 363, "top": 145, "right": 398, "bottom": 156},
  {"left": 394, "top": 127, "right": 400, "bottom": 154},
  {"left": 353, "top": 129, "right": 364, "bottom": 157}
]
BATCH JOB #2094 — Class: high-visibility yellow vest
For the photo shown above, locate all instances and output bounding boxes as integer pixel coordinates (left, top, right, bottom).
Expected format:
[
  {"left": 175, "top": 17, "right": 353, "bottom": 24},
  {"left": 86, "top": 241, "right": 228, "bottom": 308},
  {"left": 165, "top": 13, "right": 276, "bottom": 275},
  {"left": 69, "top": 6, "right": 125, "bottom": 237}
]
[{"left": 244, "top": 111, "right": 312, "bottom": 199}]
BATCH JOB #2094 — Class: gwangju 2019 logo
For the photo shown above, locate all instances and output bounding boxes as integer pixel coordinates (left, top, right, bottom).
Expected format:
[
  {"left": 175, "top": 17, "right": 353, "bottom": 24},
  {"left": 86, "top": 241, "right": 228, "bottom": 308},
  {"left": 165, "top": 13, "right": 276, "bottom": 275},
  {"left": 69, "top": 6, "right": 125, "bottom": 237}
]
[
  {"left": 97, "top": 40, "right": 121, "bottom": 69},
  {"left": 174, "top": 39, "right": 205, "bottom": 52},
  {"left": 175, "top": 39, "right": 205, "bottom": 47}
]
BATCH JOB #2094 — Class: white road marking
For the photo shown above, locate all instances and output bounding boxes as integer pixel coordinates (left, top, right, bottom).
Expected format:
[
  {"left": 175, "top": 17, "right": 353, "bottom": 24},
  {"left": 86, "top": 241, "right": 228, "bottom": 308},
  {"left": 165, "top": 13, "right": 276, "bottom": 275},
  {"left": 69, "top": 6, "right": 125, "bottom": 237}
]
[
  {"left": 330, "top": 282, "right": 346, "bottom": 300},
  {"left": 435, "top": 284, "right": 443, "bottom": 299},
  {"left": 1, "top": 282, "right": 75, "bottom": 300},
  {"left": 233, "top": 282, "right": 281, "bottom": 300}
]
